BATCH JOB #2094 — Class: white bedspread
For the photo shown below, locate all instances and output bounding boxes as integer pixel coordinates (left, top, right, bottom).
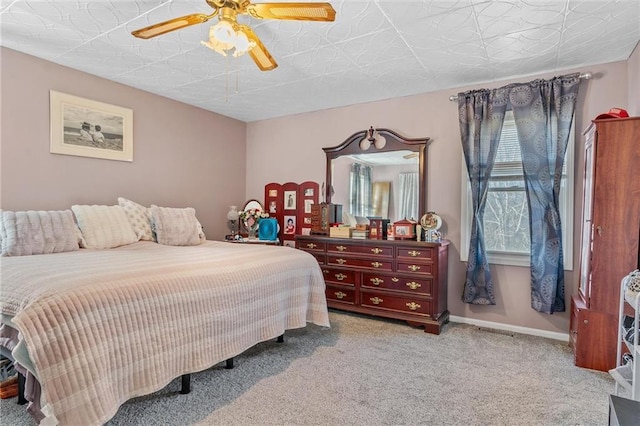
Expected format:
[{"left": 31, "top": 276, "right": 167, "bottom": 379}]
[{"left": 0, "top": 241, "right": 329, "bottom": 425}]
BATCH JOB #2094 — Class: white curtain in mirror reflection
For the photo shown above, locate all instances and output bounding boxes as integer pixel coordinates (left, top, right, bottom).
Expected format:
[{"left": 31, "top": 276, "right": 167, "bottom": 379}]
[
  {"left": 349, "top": 163, "right": 371, "bottom": 217},
  {"left": 398, "top": 172, "right": 419, "bottom": 220}
]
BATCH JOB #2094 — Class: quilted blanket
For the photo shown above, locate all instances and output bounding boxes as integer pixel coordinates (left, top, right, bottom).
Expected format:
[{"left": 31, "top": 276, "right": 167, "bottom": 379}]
[{"left": 0, "top": 241, "right": 329, "bottom": 425}]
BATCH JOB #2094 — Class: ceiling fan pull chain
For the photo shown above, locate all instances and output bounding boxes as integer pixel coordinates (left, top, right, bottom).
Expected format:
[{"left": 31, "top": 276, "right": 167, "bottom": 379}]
[
  {"left": 235, "top": 65, "right": 240, "bottom": 94},
  {"left": 225, "top": 54, "right": 229, "bottom": 102}
]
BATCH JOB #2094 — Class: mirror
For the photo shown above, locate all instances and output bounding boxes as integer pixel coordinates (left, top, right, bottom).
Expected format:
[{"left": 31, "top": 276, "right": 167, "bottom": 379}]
[
  {"left": 241, "top": 199, "right": 264, "bottom": 232},
  {"left": 323, "top": 128, "right": 430, "bottom": 223}
]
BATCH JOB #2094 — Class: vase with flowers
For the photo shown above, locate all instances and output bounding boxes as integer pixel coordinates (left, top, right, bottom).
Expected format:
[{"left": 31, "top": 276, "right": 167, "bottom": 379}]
[{"left": 240, "top": 208, "right": 269, "bottom": 239}]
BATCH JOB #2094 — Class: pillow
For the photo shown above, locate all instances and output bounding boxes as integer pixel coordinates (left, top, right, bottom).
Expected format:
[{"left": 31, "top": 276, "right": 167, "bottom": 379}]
[
  {"left": 71, "top": 205, "right": 138, "bottom": 249},
  {"left": 0, "top": 210, "right": 81, "bottom": 256},
  {"left": 117, "top": 197, "right": 153, "bottom": 241},
  {"left": 149, "top": 205, "right": 205, "bottom": 246}
]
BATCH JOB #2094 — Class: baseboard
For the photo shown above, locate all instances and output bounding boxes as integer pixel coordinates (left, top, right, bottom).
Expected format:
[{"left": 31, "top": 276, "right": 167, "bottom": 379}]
[{"left": 449, "top": 315, "right": 570, "bottom": 342}]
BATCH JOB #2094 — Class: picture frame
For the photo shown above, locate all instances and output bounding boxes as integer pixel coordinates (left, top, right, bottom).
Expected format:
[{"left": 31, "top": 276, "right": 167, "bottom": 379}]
[
  {"left": 284, "top": 215, "right": 296, "bottom": 235},
  {"left": 268, "top": 189, "right": 278, "bottom": 197},
  {"left": 304, "top": 188, "right": 314, "bottom": 196},
  {"left": 284, "top": 190, "right": 297, "bottom": 210},
  {"left": 50, "top": 90, "right": 133, "bottom": 162},
  {"left": 304, "top": 199, "right": 314, "bottom": 214}
]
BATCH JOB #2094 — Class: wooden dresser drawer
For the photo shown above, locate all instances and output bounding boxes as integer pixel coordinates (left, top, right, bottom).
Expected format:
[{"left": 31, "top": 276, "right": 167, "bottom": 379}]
[
  {"left": 361, "top": 272, "right": 433, "bottom": 296},
  {"left": 396, "top": 246, "right": 436, "bottom": 260},
  {"left": 326, "top": 285, "right": 356, "bottom": 304},
  {"left": 327, "top": 255, "right": 393, "bottom": 271},
  {"left": 361, "top": 290, "right": 432, "bottom": 317},
  {"left": 327, "top": 243, "right": 393, "bottom": 257},
  {"left": 321, "top": 267, "right": 356, "bottom": 285},
  {"left": 297, "top": 240, "right": 326, "bottom": 252},
  {"left": 396, "top": 261, "right": 434, "bottom": 276}
]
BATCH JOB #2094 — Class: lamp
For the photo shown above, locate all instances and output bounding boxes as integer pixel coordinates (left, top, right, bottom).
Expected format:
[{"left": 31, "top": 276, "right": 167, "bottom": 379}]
[
  {"left": 201, "top": 18, "right": 255, "bottom": 58},
  {"left": 226, "top": 205, "right": 240, "bottom": 237}
]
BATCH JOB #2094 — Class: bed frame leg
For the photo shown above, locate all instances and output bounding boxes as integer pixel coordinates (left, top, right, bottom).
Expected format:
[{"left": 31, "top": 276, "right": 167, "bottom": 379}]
[
  {"left": 180, "top": 374, "right": 191, "bottom": 394},
  {"left": 225, "top": 358, "right": 234, "bottom": 369},
  {"left": 277, "top": 334, "right": 284, "bottom": 343},
  {"left": 17, "top": 372, "right": 27, "bottom": 405}
]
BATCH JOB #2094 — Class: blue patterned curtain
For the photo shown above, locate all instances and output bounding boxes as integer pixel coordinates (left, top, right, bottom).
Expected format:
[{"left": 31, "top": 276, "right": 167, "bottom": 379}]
[
  {"left": 509, "top": 73, "right": 580, "bottom": 313},
  {"left": 459, "top": 88, "right": 509, "bottom": 305}
]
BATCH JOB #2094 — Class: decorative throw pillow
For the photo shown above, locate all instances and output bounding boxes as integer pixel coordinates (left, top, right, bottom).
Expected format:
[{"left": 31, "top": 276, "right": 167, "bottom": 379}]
[
  {"left": 0, "top": 210, "right": 81, "bottom": 256},
  {"left": 71, "top": 205, "right": 138, "bottom": 249},
  {"left": 149, "top": 205, "right": 205, "bottom": 246},
  {"left": 117, "top": 197, "right": 153, "bottom": 241}
]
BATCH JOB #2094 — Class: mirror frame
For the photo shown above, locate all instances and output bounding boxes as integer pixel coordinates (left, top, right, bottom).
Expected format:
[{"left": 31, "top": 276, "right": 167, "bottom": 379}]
[{"left": 323, "top": 128, "right": 431, "bottom": 219}]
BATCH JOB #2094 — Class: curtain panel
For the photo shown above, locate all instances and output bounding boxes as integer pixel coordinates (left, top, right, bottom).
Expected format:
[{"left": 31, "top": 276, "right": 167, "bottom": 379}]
[
  {"left": 349, "top": 163, "right": 371, "bottom": 217},
  {"left": 398, "top": 172, "right": 419, "bottom": 220},
  {"left": 459, "top": 88, "right": 509, "bottom": 305},
  {"left": 509, "top": 73, "right": 580, "bottom": 313}
]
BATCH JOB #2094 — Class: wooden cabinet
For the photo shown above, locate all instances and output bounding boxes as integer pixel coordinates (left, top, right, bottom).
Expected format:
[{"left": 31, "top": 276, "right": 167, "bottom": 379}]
[
  {"left": 296, "top": 235, "right": 449, "bottom": 334},
  {"left": 571, "top": 117, "right": 640, "bottom": 371}
]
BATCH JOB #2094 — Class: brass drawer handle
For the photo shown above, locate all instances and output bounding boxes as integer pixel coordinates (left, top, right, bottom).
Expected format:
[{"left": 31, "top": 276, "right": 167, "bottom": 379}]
[
  {"left": 336, "top": 258, "right": 347, "bottom": 265},
  {"left": 371, "top": 248, "right": 383, "bottom": 254},
  {"left": 306, "top": 243, "right": 317, "bottom": 249},
  {"left": 370, "top": 297, "right": 383, "bottom": 305},
  {"left": 335, "top": 273, "right": 347, "bottom": 281},
  {"left": 335, "top": 291, "right": 347, "bottom": 299},
  {"left": 391, "top": 277, "right": 399, "bottom": 282},
  {"left": 322, "top": 269, "right": 329, "bottom": 274},
  {"left": 408, "top": 265, "right": 421, "bottom": 272},
  {"left": 406, "top": 281, "right": 421, "bottom": 290},
  {"left": 336, "top": 245, "right": 347, "bottom": 251},
  {"left": 406, "top": 302, "right": 421, "bottom": 311},
  {"left": 371, "top": 262, "right": 383, "bottom": 268},
  {"left": 370, "top": 277, "right": 384, "bottom": 286},
  {"left": 408, "top": 250, "right": 421, "bottom": 257}
]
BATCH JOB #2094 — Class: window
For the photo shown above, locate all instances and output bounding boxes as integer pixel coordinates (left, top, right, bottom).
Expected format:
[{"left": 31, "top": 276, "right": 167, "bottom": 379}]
[{"left": 460, "top": 110, "right": 574, "bottom": 269}]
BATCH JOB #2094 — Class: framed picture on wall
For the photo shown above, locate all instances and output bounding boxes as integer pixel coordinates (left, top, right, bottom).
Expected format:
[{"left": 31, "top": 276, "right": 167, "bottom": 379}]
[{"left": 49, "top": 90, "right": 133, "bottom": 162}]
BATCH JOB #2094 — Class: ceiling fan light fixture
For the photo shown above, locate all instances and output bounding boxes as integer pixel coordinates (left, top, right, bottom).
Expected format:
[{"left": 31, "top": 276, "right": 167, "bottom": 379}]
[
  {"left": 212, "top": 20, "right": 235, "bottom": 44},
  {"left": 202, "top": 19, "right": 256, "bottom": 58},
  {"left": 233, "top": 31, "right": 256, "bottom": 57}
]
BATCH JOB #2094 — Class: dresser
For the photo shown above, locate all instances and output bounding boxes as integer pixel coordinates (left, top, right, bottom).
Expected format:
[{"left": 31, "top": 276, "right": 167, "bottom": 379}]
[
  {"left": 571, "top": 117, "right": 640, "bottom": 371},
  {"left": 296, "top": 235, "right": 449, "bottom": 334}
]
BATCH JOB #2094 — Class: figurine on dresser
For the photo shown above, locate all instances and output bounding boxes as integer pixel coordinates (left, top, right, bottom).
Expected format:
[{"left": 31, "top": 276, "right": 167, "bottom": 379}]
[{"left": 421, "top": 212, "right": 442, "bottom": 242}]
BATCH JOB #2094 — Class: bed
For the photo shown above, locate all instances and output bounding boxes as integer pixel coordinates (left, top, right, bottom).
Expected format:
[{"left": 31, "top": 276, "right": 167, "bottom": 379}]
[{"left": 0, "top": 205, "right": 330, "bottom": 425}]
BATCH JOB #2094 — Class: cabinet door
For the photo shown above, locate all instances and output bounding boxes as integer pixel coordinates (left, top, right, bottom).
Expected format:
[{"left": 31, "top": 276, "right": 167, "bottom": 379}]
[
  {"left": 589, "top": 119, "right": 640, "bottom": 313},
  {"left": 578, "top": 126, "right": 596, "bottom": 305}
]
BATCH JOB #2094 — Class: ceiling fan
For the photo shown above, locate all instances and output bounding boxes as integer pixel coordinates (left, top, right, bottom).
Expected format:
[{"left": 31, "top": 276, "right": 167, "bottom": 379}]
[{"left": 131, "top": 0, "right": 336, "bottom": 71}]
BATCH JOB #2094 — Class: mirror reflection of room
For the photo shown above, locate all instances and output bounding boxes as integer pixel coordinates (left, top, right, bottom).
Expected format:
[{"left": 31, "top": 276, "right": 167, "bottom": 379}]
[{"left": 331, "top": 150, "right": 419, "bottom": 225}]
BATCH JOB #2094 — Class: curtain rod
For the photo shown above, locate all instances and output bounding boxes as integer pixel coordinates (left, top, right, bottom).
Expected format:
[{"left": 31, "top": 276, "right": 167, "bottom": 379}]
[{"left": 448, "top": 72, "right": 593, "bottom": 102}]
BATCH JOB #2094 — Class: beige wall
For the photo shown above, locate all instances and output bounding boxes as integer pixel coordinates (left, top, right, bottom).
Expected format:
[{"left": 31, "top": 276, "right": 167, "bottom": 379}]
[
  {"left": 628, "top": 41, "right": 640, "bottom": 116},
  {"left": 0, "top": 48, "right": 247, "bottom": 240},
  {"left": 246, "top": 61, "right": 630, "bottom": 334}
]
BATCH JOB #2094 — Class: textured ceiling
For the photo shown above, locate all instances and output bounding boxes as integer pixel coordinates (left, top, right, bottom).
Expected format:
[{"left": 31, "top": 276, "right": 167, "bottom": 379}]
[{"left": 1, "top": 0, "right": 639, "bottom": 122}]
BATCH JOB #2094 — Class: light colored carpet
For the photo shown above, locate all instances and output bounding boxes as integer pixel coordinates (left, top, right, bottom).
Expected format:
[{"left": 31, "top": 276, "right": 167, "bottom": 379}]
[{"left": 0, "top": 310, "right": 615, "bottom": 425}]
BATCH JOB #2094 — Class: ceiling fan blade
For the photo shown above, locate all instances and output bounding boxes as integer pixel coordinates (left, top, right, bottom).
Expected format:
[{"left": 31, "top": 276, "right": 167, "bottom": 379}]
[
  {"left": 245, "top": 2, "right": 336, "bottom": 21},
  {"left": 131, "top": 13, "right": 212, "bottom": 39},
  {"left": 238, "top": 25, "right": 278, "bottom": 71}
]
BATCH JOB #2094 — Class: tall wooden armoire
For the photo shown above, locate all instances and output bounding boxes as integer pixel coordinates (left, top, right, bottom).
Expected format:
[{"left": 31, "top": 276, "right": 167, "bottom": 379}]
[{"left": 571, "top": 116, "right": 640, "bottom": 371}]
